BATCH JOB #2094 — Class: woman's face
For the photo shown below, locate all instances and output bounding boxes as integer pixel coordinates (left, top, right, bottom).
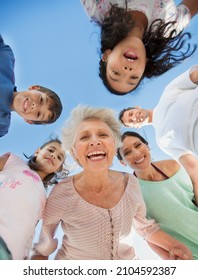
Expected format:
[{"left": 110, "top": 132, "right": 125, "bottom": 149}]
[
  {"left": 72, "top": 119, "right": 116, "bottom": 171},
  {"left": 35, "top": 141, "right": 65, "bottom": 174},
  {"left": 120, "top": 136, "right": 150, "bottom": 171},
  {"left": 103, "top": 36, "right": 146, "bottom": 94}
]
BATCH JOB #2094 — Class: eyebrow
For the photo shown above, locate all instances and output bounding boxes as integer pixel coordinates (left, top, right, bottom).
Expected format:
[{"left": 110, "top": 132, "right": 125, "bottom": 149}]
[{"left": 109, "top": 75, "right": 137, "bottom": 86}]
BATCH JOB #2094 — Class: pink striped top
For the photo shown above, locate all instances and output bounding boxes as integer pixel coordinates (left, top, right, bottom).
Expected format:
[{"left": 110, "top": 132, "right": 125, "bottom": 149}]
[{"left": 34, "top": 174, "right": 159, "bottom": 259}]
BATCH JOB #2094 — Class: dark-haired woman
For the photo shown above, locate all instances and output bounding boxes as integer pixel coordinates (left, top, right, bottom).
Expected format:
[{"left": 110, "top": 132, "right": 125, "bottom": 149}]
[
  {"left": 118, "top": 131, "right": 198, "bottom": 259},
  {"left": 81, "top": 0, "right": 198, "bottom": 95}
]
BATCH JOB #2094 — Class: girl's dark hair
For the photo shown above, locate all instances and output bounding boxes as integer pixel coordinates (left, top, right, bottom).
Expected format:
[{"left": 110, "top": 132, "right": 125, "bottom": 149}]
[
  {"left": 99, "top": 4, "right": 197, "bottom": 95},
  {"left": 25, "top": 138, "right": 69, "bottom": 188},
  {"left": 117, "top": 131, "right": 148, "bottom": 160}
]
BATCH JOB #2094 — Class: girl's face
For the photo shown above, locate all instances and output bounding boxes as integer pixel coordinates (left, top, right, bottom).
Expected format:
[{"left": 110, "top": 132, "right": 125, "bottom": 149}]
[
  {"left": 72, "top": 119, "right": 116, "bottom": 172},
  {"left": 103, "top": 36, "right": 146, "bottom": 93},
  {"left": 35, "top": 141, "right": 65, "bottom": 175},
  {"left": 120, "top": 136, "right": 150, "bottom": 171}
]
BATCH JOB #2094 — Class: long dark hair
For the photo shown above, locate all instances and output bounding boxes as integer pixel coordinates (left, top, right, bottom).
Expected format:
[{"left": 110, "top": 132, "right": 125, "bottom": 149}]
[
  {"left": 99, "top": 4, "right": 196, "bottom": 95},
  {"left": 25, "top": 138, "right": 69, "bottom": 188}
]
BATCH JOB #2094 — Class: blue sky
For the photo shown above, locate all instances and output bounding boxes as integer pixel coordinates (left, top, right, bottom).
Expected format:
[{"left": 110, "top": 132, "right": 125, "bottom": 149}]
[{"left": 0, "top": 0, "right": 198, "bottom": 259}]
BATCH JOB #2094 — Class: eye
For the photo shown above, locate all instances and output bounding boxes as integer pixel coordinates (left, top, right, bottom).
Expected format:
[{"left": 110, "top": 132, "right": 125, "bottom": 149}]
[
  {"left": 99, "top": 133, "right": 108, "bottom": 137},
  {"left": 57, "top": 155, "right": 62, "bottom": 161},
  {"left": 130, "top": 75, "right": 138, "bottom": 80},
  {"left": 113, "top": 70, "right": 120, "bottom": 76},
  {"left": 123, "top": 150, "right": 131, "bottom": 156},
  {"left": 48, "top": 148, "right": 54, "bottom": 152},
  {"left": 135, "top": 143, "right": 142, "bottom": 148},
  {"left": 80, "top": 135, "right": 89, "bottom": 140}
]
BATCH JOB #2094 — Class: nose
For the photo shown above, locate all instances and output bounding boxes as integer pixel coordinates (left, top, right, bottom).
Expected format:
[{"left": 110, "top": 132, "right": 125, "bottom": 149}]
[
  {"left": 89, "top": 137, "right": 101, "bottom": 146},
  {"left": 123, "top": 66, "right": 132, "bottom": 71},
  {"left": 51, "top": 153, "right": 56, "bottom": 159},
  {"left": 131, "top": 149, "right": 141, "bottom": 157},
  {"left": 31, "top": 101, "right": 41, "bottom": 110},
  {"left": 31, "top": 102, "right": 35, "bottom": 110}
]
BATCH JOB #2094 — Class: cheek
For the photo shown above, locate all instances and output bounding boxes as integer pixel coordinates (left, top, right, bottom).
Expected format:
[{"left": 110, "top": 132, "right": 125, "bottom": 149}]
[{"left": 124, "top": 156, "right": 134, "bottom": 167}]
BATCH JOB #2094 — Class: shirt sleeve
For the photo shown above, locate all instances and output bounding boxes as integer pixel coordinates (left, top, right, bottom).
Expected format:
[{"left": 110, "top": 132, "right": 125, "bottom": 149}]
[
  {"left": 173, "top": 4, "right": 191, "bottom": 35},
  {"left": 131, "top": 176, "right": 160, "bottom": 239},
  {"left": 33, "top": 182, "right": 66, "bottom": 257},
  {"left": 80, "top": 0, "right": 111, "bottom": 25},
  {"left": 165, "top": 65, "right": 198, "bottom": 92},
  {"left": 157, "top": 130, "right": 193, "bottom": 161}
]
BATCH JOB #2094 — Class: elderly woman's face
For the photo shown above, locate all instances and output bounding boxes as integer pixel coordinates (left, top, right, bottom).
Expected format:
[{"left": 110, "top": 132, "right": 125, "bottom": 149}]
[
  {"left": 72, "top": 119, "right": 116, "bottom": 170},
  {"left": 120, "top": 136, "right": 151, "bottom": 170}
]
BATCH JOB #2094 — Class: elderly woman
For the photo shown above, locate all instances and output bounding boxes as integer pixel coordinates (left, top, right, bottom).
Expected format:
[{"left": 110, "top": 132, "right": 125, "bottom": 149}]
[
  {"left": 32, "top": 105, "right": 192, "bottom": 260},
  {"left": 117, "top": 131, "right": 198, "bottom": 259}
]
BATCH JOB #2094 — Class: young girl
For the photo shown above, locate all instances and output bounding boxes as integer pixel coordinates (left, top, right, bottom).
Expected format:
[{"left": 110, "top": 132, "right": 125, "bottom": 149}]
[
  {"left": 81, "top": 0, "right": 198, "bottom": 95},
  {"left": 0, "top": 138, "right": 67, "bottom": 260}
]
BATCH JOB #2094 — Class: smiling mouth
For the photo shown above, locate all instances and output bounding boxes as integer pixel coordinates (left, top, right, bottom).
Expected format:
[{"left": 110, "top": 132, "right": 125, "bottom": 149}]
[
  {"left": 23, "top": 98, "right": 28, "bottom": 112},
  {"left": 135, "top": 157, "right": 144, "bottom": 164},
  {"left": 87, "top": 151, "right": 106, "bottom": 161}
]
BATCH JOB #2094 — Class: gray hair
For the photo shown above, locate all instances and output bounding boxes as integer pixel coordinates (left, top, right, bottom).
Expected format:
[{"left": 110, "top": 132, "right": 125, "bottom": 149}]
[{"left": 61, "top": 104, "right": 121, "bottom": 151}]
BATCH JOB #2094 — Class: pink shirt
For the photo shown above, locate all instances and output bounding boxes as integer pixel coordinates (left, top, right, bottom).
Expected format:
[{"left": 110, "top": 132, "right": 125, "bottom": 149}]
[
  {"left": 0, "top": 153, "right": 46, "bottom": 259},
  {"left": 34, "top": 174, "right": 159, "bottom": 259}
]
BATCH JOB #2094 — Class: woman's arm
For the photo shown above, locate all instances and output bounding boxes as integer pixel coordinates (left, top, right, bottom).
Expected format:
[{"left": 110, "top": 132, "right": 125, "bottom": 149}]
[
  {"left": 147, "top": 229, "right": 192, "bottom": 260},
  {"left": 31, "top": 182, "right": 66, "bottom": 259},
  {"left": 179, "top": 154, "right": 198, "bottom": 205},
  {"left": 147, "top": 241, "right": 170, "bottom": 259},
  {"left": 0, "top": 153, "right": 10, "bottom": 171},
  {"left": 181, "top": 0, "right": 198, "bottom": 17}
]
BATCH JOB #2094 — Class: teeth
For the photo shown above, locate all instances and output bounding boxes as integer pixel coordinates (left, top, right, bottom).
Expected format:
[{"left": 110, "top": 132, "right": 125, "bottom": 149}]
[
  {"left": 135, "top": 158, "right": 144, "bottom": 164},
  {"left": 89, "top": 155, "right": 105, "bottom": 161},
  {"left": 87, "top": 151, "right": 105, "bottom": 157}
]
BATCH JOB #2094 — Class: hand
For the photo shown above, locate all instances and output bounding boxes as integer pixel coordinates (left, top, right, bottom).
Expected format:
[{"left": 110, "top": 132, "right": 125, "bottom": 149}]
[
  {"left": 31, "top": 254, "right": 48, "bottom": 260},
  {"left": 190, "top": 69, "right": 198, "bottom": 85},
  {"left": 169, "top": 247, "right": 192, "bottom": 260}
]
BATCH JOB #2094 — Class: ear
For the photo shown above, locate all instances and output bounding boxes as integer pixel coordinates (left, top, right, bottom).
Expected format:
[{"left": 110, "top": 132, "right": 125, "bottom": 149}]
[
  {"left": 24, "top": 119, "right": 34, "bottom": 124},
  {"left": 28, "top": 85, "right": 40, "bottom": 91},
  {"left": 34, "top": 148, "right": 40, "bottom": 157},
  {"left": 102, "top": 49, "right": 112, "bottom": 62}
]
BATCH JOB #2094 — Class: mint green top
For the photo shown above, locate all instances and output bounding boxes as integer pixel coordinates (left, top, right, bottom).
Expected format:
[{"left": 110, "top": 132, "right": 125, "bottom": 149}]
[{"left": 138, "top": 167, "right": 198, "bottom": 259}]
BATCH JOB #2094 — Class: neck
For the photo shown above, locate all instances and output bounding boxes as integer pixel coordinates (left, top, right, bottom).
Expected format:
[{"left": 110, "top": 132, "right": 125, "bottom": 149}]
[
  {"left": 134, "top": 165, "right": 155, "bottom": 181},
  {"left": 75, "top": 169, "right": 114, "bottom": 193},
  {"left": 127, "top": 11, "right": 148, "bottom": 39},
  {"left": 35, "top": 170, "right": 47, "bottom": 181},
  {"left": 148, "top": 109, "right": 153, "bottom": 123},
  {"left": 134, "top": 163, "right": 166, "bottom": 181},
  {"left": 10, "top": 91, "right": 18, "bottom": 111}
]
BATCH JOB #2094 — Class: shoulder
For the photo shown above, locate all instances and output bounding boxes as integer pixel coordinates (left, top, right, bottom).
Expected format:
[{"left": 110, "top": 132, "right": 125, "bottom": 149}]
[
  {"left": 154, "top": 159, "right": 180, "bottom": 176},
  {"left": 127, "top": 173, "right": 142, "bottom": 192},
  {"left": 48, "top": 175, "right": 74, "bottom": 197}
]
